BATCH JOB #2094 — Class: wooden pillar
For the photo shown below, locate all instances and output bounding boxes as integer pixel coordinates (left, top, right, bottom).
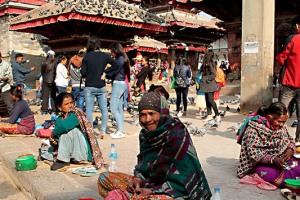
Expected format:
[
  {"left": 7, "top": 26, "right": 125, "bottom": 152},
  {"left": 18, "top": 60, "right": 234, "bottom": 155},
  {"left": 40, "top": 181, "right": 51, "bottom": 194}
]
[{"left": 240, "top": 0, "right": 275, "bottom": 112}]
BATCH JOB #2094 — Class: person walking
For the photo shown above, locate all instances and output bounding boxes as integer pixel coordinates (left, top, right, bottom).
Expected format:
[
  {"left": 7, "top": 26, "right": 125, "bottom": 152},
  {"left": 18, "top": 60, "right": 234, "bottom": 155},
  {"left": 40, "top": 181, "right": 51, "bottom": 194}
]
[
  {"left": 277, "top": 15, "right": 300, "bottom": 143},
  {"left": 41, "top": 50, "right": 57, "bottom": 115},
  {"left": 103, "top": 43, "right": 130, "bottom": 139},
  {"left": 12, "top": 53, "right": 35, "bottom": 86},
  {"left": 0, "top": 52, "right": 13, "bottom": 114},
  {"left": 199, "top": 50, "right": 220, "bottom": 122},
  {"left": 80, "top": 36, "right": 117, "bottom": 134},
  {"left": 173, "top": 56, "right": 191, "bottom": 117}
]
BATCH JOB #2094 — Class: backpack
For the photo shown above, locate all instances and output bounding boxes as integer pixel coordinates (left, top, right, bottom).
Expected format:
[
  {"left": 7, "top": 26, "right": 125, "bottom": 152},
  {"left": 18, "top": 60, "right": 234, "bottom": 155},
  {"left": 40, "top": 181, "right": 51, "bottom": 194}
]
[{"left": 215, "top": 66, "right": 226, "bottom": 87}]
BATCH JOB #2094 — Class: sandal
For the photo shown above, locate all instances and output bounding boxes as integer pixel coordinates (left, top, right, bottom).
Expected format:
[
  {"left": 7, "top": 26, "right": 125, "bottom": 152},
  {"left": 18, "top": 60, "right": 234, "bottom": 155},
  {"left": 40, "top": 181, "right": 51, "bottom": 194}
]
[
  {"left": 80, "top": 170, "right": 101, "bottom": 177},
  {"left": 281, "top": 188, "right": 296, "bottom": 200}
]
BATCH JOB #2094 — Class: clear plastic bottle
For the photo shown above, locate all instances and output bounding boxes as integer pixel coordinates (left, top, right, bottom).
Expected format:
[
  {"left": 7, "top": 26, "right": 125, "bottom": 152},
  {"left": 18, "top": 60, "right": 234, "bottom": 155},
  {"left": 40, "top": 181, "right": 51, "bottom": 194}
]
[
  {"left": 109, "top": 143, "right": 118, "bottom": 172},
  {"left": 210, "top": 187, "right": 222, "bottom": 200}
]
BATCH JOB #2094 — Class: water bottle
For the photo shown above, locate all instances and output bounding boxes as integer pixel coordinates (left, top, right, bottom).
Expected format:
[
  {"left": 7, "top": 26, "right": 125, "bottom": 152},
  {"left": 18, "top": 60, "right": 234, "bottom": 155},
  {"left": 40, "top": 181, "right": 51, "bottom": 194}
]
[
  {"left": 109, "top": 144, "right": 118, "bottom": 172},
  {"left": 51, "top": 113, "right": 56, "bottom": 121},
  {"left": 210, "top": 187, "right": 222, "bottom": 200}
]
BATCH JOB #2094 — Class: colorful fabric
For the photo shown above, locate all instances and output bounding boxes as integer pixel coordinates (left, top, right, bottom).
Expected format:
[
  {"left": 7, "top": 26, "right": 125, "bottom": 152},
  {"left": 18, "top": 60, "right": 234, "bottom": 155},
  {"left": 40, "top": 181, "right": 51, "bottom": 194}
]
[
  {"left": 239, "top": 173, "right": 277, "bottom": 190},
  {"left": 237, "top": 118, "right": 296, "bottom": 178},
  {"left": 98, "top": 172, "right": 174, "bottom": 200},
  {"left": 135, "top": 95, "right": 211, "bottom": 199},
  {"left": 195, "top": 73, "right": 205, "bottom": 95},
  {"left": 72, "top": 107, "right": 104, "bottom": 169},
  {"left": 0, "top": 122, "right": 18, "bottom": 134},
  {"left": 17, "top": 114, "right": 35, "bottom": 134},
  {"left": 252, "top": 157, "right": 300, "bottom": 187},
  {"left": 0, "top": 114, "right": 34, "bottom": 135},
  {"left": 237, "top": 113, "right": 272, "bottom": 144}
]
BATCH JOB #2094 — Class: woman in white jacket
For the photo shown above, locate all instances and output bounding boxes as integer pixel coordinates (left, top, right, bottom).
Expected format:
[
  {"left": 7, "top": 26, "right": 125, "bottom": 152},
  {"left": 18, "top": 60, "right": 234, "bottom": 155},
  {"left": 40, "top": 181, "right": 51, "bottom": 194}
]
[{"left": 55, "top": 55, "right": 68, "bottom": 94}]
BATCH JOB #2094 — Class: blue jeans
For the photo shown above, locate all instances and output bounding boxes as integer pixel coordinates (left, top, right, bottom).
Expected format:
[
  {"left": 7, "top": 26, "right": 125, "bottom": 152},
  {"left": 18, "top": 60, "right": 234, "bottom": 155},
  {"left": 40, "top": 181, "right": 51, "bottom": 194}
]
[
  {"left": 279, "top": 85, "right": 300, "bottom": 140},
  {"left": 123, "top": 85, "right": 129, "bottom": 110},
  {"left": 57, "top": 86, "right": 66, "bottom": 94},
  {"left": 84, "top": 87, "right": 108, "bottom": 133},
  {"left": 72, "top": 87, "right": 85, "bottom": 111},
  {"left": 110, "top": 81, "right": 127, "bottom": 132}
]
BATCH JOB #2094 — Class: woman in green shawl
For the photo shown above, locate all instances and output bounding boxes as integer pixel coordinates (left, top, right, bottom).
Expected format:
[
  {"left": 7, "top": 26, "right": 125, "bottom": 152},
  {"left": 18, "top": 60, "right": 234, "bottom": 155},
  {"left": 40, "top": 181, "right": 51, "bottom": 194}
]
[{"left": 98, "top": 91, "right": 211, "bottom": 200}]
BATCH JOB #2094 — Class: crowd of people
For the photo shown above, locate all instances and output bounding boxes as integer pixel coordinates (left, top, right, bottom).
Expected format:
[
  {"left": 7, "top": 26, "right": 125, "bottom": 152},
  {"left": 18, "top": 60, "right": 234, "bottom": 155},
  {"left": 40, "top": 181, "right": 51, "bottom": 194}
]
[{"left": 1, "top": 15, "right": 300, "bottom": 198}]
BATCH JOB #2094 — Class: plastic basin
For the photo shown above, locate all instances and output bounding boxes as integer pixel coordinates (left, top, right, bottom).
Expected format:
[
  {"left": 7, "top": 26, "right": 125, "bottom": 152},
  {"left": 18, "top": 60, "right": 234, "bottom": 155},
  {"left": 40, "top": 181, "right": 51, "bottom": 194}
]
[{"left": 15, "top": 154, "right": 37, "bottom": 171}]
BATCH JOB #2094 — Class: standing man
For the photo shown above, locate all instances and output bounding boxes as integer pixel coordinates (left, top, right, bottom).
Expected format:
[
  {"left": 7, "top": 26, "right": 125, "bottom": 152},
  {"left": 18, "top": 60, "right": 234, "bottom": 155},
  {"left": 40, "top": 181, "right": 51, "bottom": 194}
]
[
  {"left": 12, "top": 53, "right": 35, "bottom": 86},
  {"left": 277, "top": 15, "right": 300, "bottom": 142},
  {"left": 80, "top": 36, "right": 117, "bottom": 134},
  {"left": 0, "top": 52, "right": 13, "bottom": 114}
]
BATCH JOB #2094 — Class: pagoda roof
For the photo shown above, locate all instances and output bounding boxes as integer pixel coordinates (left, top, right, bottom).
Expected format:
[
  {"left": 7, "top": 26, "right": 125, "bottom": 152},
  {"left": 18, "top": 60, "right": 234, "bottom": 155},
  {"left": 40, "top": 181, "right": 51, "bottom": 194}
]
[
  {"left": 157, "top": 9, "right": 224, "bottom": 30},
  {"left": 124, "top": 35, "right": 168, "bottom": 54},
  {"left": 0, "top": 0, "right": 47, "bottom": 16},
  {"left": 9, "top": 0, "right": 166, "bottom": 38}
]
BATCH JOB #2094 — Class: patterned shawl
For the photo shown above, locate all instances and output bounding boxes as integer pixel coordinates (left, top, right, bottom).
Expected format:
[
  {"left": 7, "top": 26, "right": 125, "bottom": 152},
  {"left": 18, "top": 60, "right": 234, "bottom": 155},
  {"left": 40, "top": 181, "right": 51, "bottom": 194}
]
[
  {"left": 71, "top": 107, "right": 104, "bottom": 169},
  {"left": 135, "top": 96, "right": 211, "bottom": 199},
  {"left": 237, "top": 118, "right": 294, "bottom": 178}
]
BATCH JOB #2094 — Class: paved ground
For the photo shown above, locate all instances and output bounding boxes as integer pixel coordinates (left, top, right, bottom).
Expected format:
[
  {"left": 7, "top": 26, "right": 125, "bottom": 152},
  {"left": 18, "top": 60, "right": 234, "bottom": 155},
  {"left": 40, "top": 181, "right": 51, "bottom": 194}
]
[
  {"left": 0, "top": 79, "right": 290, "bottom": 200},
  {"left": 0, "top": 161, "right": 28, "bottom": 200}
]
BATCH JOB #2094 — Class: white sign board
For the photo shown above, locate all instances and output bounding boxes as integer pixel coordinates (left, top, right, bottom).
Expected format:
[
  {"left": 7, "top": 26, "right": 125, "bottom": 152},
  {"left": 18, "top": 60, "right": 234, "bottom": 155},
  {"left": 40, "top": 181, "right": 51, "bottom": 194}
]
[{"left": 244, "top": 42, "right": 259, "bottom": 53}]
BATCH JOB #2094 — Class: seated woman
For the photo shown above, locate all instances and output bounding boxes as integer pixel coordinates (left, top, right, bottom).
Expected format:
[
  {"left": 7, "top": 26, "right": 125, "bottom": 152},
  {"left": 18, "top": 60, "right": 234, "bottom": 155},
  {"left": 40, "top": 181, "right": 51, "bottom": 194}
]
[
  {"left": 237, "top": 102, "right": 299, "bottom": 187},
  {"left": 98, "top": 92, "right": 211, "bottom": 199},
  {"left": 50, "top": 92, "right": 104, "bottom": 171},
  {"left": 0, "top": 85, "right": 35, "bottom": 135}
]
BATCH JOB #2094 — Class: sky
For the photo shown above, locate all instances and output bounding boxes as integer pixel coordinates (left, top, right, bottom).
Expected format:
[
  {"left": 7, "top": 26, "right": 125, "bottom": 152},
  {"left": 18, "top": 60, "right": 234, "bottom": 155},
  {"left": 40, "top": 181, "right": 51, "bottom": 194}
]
[{"left": 198, "top": 11, "right": 214, "bottom": 19}]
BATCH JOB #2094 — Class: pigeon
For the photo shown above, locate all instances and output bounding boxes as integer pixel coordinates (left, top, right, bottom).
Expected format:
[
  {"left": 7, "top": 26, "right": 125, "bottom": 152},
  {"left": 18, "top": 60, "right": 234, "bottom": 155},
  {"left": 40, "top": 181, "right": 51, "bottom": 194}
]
[
  {"left": 209, "top": 121, "right": 221, "bottom": 129},
  {"left": 219, "top": 110, "right": 226, "bottom": 117},
  {"left": 111, "top": 120, "right": 117, "bottom": 127},
  {"left": 226, "top": 105, "right": 230, "bottom": 111},
  {"left": 237, "top": 106, "right": 241, "bottom": 113},
  {"left": 183, "top": 121, "right": 192, "bottom": 126},
  {"left": 93, "top": 118, "right": 98, "bottom": 127},
  {"left": 108, "top": 114, "right": 115, "bottom": 121},
  {"left": 177, "top": 111, "right": 183, "bottom": 118},
  {"left": 231, "top": 99, "right": 239, "bottom": 104},
  {"left": 227, "top": 123, "right": 241, "bottom": 133},
  {"left": 291, "top": 120, "right": 298, "bottom": 128},
  {"left": 131, "top": 120, "right": 139, "bottom": 126},
  {"left": 220, "top": 99, "right": 225, "bottom": 105}
]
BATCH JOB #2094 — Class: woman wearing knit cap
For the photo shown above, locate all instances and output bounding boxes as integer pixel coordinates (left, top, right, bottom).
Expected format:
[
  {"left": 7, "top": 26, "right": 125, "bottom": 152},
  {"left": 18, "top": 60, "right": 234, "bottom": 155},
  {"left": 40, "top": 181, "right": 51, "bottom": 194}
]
[{"left": 97, "top": 91, "right": 211, "bottom": 200}]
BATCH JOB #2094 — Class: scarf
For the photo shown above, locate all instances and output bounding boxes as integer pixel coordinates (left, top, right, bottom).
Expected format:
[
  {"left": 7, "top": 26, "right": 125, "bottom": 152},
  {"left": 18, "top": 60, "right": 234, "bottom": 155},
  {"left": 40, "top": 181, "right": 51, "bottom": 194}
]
[
  {"left": 237, "top": 113, "right": 272, "bottom": 144},
  {"left": 135, "top": 95, "right": 211, "bottom": 199},
  {"left": 71, "top": 107, "right": 104, "bottom": 169},
  {"left": 237, "top": 117, "right": 294, "bottom": 178}
]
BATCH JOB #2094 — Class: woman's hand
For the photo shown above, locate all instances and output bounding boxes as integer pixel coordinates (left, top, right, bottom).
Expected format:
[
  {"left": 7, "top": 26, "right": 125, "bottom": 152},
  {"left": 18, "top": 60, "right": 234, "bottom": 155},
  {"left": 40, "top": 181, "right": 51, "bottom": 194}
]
[
  {"left": 100, "top": 73, "right": 106, "bottom": 80},
  {"left": 283, "top": 148, "right": 294, "bottom": 162},
  {"left": 273, "top": 157, "right": 286, "bottom": 169},
  {"left": 127, "top": 178, "right": 141, "bottom": 193},
  {"left": 134, "top": 188, "right": 153, "bottom": 196}
]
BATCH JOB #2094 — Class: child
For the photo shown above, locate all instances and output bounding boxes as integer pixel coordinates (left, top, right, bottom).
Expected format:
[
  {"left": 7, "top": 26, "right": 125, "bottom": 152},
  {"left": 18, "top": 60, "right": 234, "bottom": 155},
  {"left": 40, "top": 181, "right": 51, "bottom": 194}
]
[{"left": 195, "top": 72, "right": 206, "bottom": 117}]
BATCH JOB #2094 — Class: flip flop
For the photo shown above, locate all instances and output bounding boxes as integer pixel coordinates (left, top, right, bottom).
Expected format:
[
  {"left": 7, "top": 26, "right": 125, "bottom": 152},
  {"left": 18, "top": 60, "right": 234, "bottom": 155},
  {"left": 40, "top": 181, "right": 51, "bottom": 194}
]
[
  {"left": 281, "top": 188, "right": 296, "bottom": 200},
  {"left": 80, "top": 170, "right": 101, "bottom": 177},
  {"left": 72, "top": 167, "right": 96, "bottom": 175}
]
